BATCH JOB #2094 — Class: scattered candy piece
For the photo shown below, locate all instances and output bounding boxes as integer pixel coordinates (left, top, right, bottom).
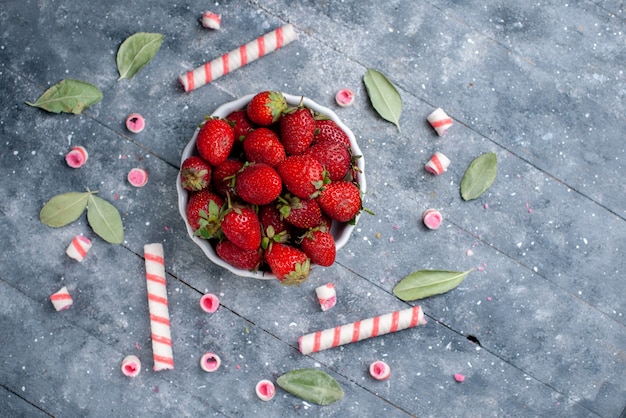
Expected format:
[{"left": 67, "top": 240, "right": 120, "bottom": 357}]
[
  {"left": 255, "top": 379, "right": 276, "bottom": 401},
  {"left": 200, "top": 293, "right": 220, "bottom": 313},
  {"left": 121, "top": 355, "right": 142, "bottom": 377},
  {"left": 201, "top": 11, "right": 221, "bottom": 29},
  {"left": 315, "top": 283, "right": 337, "bottom": 311},
  {"left": 65, "top": 146, "right": 88, "bottom": 168},
  {"left": 200, "top": 352, "right": 221, "bottom": 372},
  {"left": 128, "top": 168, "right": 148, "bottom": 187},
  {"left": 179, "top": 24, "right": 297, "bottom": 92},
  {"left": 50, "top": 286, "right": 73, "bottom": 311},
  {"left": 427, "top": 107, "right": 453, "bottom": 136},
  {"left": 422, "top": 208, "right": 442, "bottom": 230},
  {"left": 144, "top": 243, "right": 174, "bottom": 371},
  {"left": 369, "top": 360, "right": 391, "bottom": 381},
  {"left": 335, "top": 88, "right": 355, "bottom": 107},
  {"left": 424, "top": 151, "right": 450, "bottom": 175},
  {"left": 299, "top": 306, "right": 426, "bottom": 355},
  {"left": 66, "top": 235, "right": 93, "bottom": 262},
  {"left": 454, "top": 373, "right": 465, "bottom": 382},
  {"left": 126, "top": 113, "right": 145, "bottom": 133}
]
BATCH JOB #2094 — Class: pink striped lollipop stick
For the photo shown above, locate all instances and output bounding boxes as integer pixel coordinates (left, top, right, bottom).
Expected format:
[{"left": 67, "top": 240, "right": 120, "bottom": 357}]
[
  {"left": 298, "top": 306, "right": 426, "bottom": 355},
  {"left": 179, "top": 23, "right": 297, "bottom": 92},
  {"left": 144, "top": 243, "right": 174, "bottom": 371}
]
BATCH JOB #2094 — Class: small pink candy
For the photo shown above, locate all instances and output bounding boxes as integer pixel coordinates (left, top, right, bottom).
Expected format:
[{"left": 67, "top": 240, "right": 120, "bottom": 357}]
[
  {"left": 424, "top": 151, "right": 450, "bottom": 175},
  {"left": 255, "top": 379, "right": 276, "bottom": 401},
  {"left": 127, "top": 168, "right": 148, "bottom": 187},
  {"left": 454, "top": 373, "right": 465, "bottom": 382},
  {"left": 422, "top": 208, "right": 442, "bottom": 230},
  {"left": 200, "top": 352, "right": 221, "bottom": 372},
  {"left": 200, "top": 293, "right": 219, "bottom": 313},
  {"left": 65, "top": 146, "right": 88, "bottom": 168},
  {"left": 315, "top": 283, "right": 337, "bottom": 311},
  {"left": 201, "top": 11, "right": 221, "bottom": 30},
  {"left": 335, "top": 88, "right": 355, "bottom": 107},
  {"left": 50, "top": 286, "right": 73, "bottom": 311},
  {"left": 121, "top": 355, "right": 141, "bottom": 377},
  {"left": 125, "top": 113, "right": 145, "bottom": 133},
  {"left": 369, "top": 360, "right": 391, "bottom": 381}
]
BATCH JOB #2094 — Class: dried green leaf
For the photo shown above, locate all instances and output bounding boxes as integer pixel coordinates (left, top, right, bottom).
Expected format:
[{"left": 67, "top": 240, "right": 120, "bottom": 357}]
[
  {"left": 117, "top": 32, "right": 164, "bottom": 80},
  {"left": 393, "top": 269, "right": 472, "bottom": 302},
  {"left": 26, "top": 79, "right": 103, "bottom": 114},
  {"left": 87, "top": 195, "right": 124, "bottom": 244},
  {"left": 461, "top": 152, "right": 498, "bottom": 201},
  {"left": 40, "top": 192, "right": 89, "bottom": 227},
  {"left": 363, "top": 68, "right": 402, "bottom": 131},
  {"left": 277, "top": 369, "right": 344, "bottom": 406}
]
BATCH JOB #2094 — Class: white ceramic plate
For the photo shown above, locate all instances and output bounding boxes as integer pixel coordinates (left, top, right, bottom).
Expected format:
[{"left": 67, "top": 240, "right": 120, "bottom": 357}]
[{"left": 176, "top": 93, "right": 367, "bottom": 279}]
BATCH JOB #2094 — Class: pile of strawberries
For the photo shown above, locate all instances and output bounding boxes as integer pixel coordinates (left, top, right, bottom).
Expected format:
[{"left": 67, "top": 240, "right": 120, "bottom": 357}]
[{"left": 180, "top": 91, "right": 363, "bottom": 285}]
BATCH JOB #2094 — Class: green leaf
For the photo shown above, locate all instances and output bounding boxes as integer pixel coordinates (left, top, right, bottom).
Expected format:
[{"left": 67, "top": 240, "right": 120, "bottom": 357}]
[
  {"left": 26, "top": 79, "right": 103, "bottom": 114},
  {"left": 86, "top": 195, "right": 124, "bottom": 244},
  {"left": 277, "top": 369, "right": 344, "bottom": 406},
  {"left": 393, "top": 269, "right": 472, "bottom": 302},
  {"left": 363, "top": 68, "right": 402, "bottom": 131},
  {"left": 40, "top": 192, "right": 89, "bottom": 227},
  {"left": 117, "top": 32, "right": 164, "bottom": 80},
  {"left": 461, "top": 152, "right": 498, "bottom": 201}
]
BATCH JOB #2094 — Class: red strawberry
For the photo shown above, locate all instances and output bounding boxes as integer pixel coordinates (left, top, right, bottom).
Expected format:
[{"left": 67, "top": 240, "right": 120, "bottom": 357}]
[
  {"left": 246, "top": 91, "right": 287, "bottom": 126},
  {"left": 221, "top": 205, "right": 262, "bottom": 251},
  {"left": 277, "top": 195, "right": 323, "bottom": 229},
  {"left": 300, "top": 229, "right": 336, "bottom": 267},
  {"left": 264, "top": 242, "right": 310, "bottom": 285},
  {"left": 216, "top": 240, "right": 262, "bottom": 271},
  {"left": 185, "top": 189, "right": 224, "bottom": 233},
  {"left": 212, "top": 159, "right": 244, "bottom": 197},
  {"left": 196, "top": 118, "right": 235, "bottom": 166},
  {"left": 235, "top": 163, "right": 282, "bottom": 205},
  {"left": 304, "top": 140, "right": 351, "bottom": 181},
  {"left": 259, "top": 204, "right": 290, "bottom": 236},
  {"left": 180, "top": 156, "right": 212, "bottom": 191},
  {"left": 226, "top": 110, "right": 255, "bottom": 140},
  {"left": 313, "top": 119, "right": 351, "bottom": 148},
  {"left": 280, "top": 105, "right": 315, "bottom": 155},
  {"left": 276, "top": 155, "right": 326, "bottom": 199},
  {"left": 317, "top": 181, "right": 362, "bottom": 223},
  {"left": 243, "top": 128, "right": 286, "bottom": 167}
]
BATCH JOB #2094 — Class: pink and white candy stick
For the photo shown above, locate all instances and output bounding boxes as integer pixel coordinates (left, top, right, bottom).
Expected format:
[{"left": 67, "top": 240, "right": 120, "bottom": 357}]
[
  {"left": 179, "top": 24, "right": 297, "bottom": 92},
  {"left": 315, "top": 283, "right": 337, "bottom": 311},
  {"left": 50, "top": 286, "right": 73, "bottom": 311},
  {"left": 144, "top": 243, "right": 174, "bottom": 371},
  {"left": 298, "top": 306, "right": 426, "bottom": 355},
  {"left": 427, "top": 108, "right": 454, "bottom": 136},
  {"left": 66, "top": 235, "right": 92, "bottom": 262},
  {"left": 422, "top": 208, "right": 443, "bottom": 230},
  {"left": 424, "top": 151, "right": 450, "bottom": 175}
]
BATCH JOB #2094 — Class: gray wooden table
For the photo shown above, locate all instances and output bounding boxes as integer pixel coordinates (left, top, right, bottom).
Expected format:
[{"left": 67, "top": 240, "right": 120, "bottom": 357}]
[{"left": 1, "top": 0, "right": 625, "bottom": 416}]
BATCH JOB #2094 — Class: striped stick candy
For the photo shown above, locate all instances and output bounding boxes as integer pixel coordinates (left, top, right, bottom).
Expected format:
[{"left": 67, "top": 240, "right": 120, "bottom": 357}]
[
  {"left": 298, "top": 306, "right": 426, "bottom": 355},
  {"left": 144, "top": 243, "right": 174, "bottom": 371},
  {"left": 50, "top": 286, "right": 73, "bottom": 311},
  {"left": 201, "top": 11, "right": 221, "bottom": 30},
  {"left": 66, "top": 235, "right": 92, "bottom": 262},
  {"left": 179, "top": 24, "right": 297, "bottom": 92},
  {"left": 427, "top": 108, "right": 454, "bottom": 136},
  {"left": 424, "top": 151, "right": 450, "bottom": 175}
]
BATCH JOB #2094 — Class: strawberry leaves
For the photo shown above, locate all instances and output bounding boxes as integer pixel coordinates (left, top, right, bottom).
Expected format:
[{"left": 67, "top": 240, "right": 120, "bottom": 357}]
[{"left": 40, "top": 190, "right": 124, "bottom": 244}]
